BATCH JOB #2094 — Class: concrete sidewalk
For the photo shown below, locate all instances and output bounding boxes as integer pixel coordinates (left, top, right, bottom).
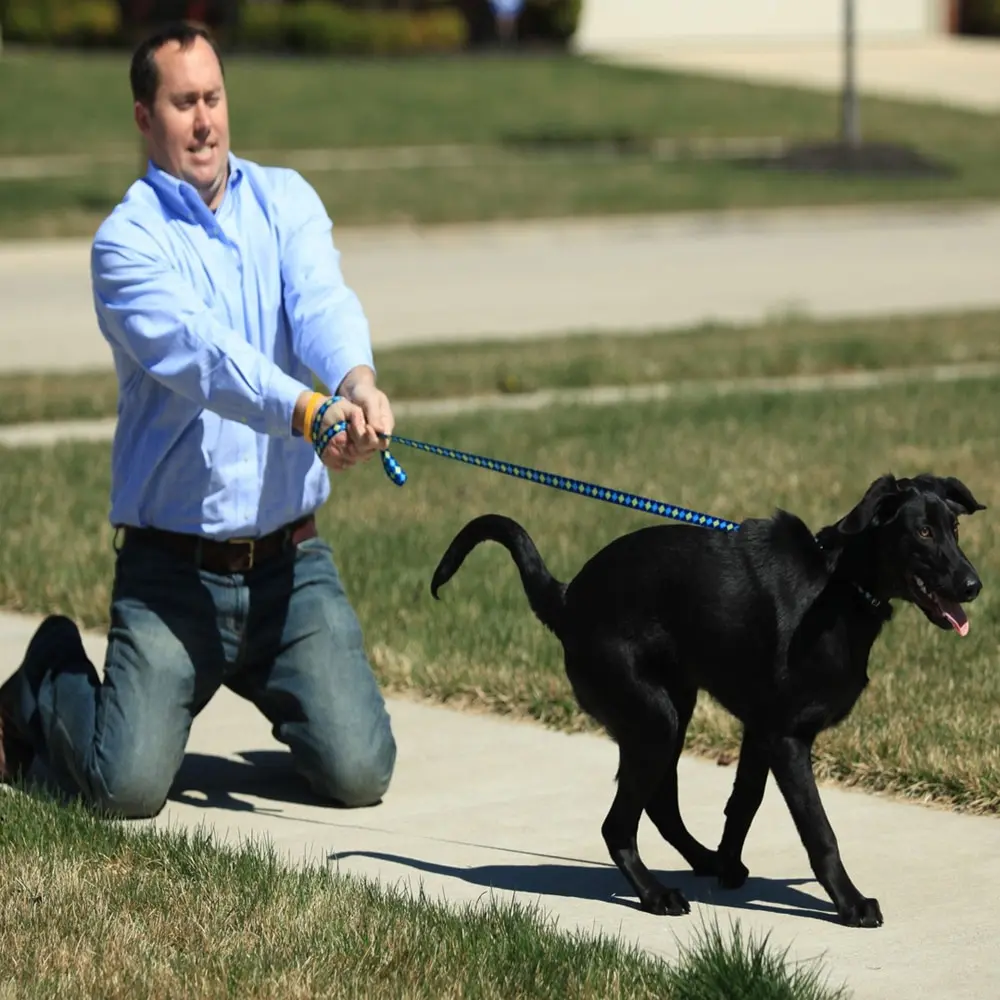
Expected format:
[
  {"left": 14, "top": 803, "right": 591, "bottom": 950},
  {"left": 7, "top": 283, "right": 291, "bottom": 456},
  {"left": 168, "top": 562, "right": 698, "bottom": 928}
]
[
  {"left": 588, "top": 37, "right": 1000, "bottom": 112},
  {"left": 1, "top": 608, "right": 997, "bottom": 999},
  {"left": 6, "top": 203, "right": 1000, "bottom": 373}
]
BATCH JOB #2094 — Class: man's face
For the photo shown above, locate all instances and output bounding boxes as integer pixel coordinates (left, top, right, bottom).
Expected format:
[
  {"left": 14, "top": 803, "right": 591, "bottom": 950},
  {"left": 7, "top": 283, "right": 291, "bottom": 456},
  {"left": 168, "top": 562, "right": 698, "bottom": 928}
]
[{"left": 135, "top": 36, "right": 230, "bottom": 209}]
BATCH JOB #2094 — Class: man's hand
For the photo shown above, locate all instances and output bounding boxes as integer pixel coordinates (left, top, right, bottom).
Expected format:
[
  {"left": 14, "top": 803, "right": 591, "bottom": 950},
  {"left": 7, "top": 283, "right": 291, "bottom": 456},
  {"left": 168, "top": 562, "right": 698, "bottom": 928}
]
[
  {"left": 293, "top": 392, "right": 368, "bottom": 473},
  {"left": 336, "top": 366, "right": 395, "bottom": 466},
  {"left": 290, "top": 369, "right": 395, "bottom": 473}
]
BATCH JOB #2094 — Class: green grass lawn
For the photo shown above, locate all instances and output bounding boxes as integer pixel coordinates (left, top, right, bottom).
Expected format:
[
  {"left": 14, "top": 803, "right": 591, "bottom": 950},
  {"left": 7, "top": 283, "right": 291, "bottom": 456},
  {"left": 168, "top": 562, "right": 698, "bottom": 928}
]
[
  {"left": 1, "top": 374, "right": 998, "bottom": 814},
  {"left": 2, "top": 51, "right": 1000, "bottom": 236},
  {"left": 2, "top": 309, "right": 1000, "bottom": 425},
  {"left": 0, "top": 791, "right": 845, "bottom": 1000}
]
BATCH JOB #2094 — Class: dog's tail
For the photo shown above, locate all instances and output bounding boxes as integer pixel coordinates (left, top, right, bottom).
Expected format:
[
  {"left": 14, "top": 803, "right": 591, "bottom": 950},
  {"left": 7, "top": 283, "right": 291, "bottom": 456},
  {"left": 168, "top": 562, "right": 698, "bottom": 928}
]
[{"left": 431, "top": 514, "right": 567, "bottom": 637}]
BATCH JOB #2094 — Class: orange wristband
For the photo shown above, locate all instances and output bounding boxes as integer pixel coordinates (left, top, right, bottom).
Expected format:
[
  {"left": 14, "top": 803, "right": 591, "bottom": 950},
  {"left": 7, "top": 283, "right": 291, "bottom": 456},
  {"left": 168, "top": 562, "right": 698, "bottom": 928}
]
[{"left": 301, "top": 392, "right": 326, "bottom": 444}]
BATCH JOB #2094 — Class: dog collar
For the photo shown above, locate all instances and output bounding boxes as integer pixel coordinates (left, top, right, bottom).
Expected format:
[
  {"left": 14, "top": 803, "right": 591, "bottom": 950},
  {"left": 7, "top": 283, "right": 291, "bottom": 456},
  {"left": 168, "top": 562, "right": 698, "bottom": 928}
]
[
  {"left": 851, "top": 583, "right": 883, "bottom": 611},
  {"left": 813, "top": 535, "right": 884, "bottom": 614}
]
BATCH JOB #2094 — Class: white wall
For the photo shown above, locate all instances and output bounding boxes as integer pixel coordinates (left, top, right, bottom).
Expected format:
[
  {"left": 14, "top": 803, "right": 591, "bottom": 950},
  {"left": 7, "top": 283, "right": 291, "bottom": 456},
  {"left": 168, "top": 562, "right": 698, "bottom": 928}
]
[{"left": 576, "top": 1, "right": 950, "bottom": 50}]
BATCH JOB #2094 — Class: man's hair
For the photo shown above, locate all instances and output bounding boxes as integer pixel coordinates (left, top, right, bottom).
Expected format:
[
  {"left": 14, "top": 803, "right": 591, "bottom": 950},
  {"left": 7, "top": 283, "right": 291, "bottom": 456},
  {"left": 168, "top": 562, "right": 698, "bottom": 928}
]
[{"left": 129, "top": 21, "right": 224, "bottom": 108}]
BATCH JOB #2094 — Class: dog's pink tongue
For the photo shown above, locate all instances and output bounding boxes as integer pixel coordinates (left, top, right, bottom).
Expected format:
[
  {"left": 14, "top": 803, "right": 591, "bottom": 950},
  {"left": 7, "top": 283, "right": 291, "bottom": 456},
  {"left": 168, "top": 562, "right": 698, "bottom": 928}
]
[{"left": 940, "top": 598, "right": 970, "bottom": 636}]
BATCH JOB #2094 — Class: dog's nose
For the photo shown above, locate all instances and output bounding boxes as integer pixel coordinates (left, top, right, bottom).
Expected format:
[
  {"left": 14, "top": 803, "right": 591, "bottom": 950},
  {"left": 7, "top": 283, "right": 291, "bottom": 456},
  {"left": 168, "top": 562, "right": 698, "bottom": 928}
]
[{"left": 958, "top": 575, "right": 982, "bottom": 602}]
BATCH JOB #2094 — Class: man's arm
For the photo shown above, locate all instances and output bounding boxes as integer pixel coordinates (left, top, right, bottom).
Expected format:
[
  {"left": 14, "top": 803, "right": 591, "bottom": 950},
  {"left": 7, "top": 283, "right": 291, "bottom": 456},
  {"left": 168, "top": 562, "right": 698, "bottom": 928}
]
[
  {"left": 277, "top": 171, "right": 377, "bottom": 400},
  {"left": 92, "top": 225, "right": 313, "bottom": 438}
]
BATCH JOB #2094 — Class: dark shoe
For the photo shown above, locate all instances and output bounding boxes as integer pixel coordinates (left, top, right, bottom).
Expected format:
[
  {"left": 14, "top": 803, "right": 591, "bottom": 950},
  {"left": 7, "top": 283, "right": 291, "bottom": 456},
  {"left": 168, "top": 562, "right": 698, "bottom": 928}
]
[
  {"left": 0, "top": 615, "right": 81, "bottom": 784},
  {"left": 0, "top": 672, "right": 33, "bottom": 783}
]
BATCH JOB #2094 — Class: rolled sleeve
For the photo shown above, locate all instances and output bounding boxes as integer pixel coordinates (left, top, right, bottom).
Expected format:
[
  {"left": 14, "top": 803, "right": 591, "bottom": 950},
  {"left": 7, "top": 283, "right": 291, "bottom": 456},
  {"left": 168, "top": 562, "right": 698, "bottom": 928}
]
[
  {"left": 92, "top": 225, "right": 309, "bottom": 438},
  {"left": 277, "top": 171, "right": 375, "bottom": 393}
]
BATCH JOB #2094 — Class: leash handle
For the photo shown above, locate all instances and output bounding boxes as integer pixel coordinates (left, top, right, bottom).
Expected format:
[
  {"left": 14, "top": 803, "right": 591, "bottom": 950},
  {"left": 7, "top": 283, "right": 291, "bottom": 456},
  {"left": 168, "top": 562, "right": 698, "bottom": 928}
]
[
  {"left": 310, "top": 397, "right": 407, "bottom": 487},
  {"left": 318, "top": 420, "right": 407, "bottom": 486}
]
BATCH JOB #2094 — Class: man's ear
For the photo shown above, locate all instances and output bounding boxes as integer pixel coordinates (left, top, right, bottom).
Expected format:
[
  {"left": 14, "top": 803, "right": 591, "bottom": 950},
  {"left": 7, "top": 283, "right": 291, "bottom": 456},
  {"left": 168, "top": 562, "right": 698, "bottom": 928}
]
[
  {"left": 898, "top": 473, "right": 987, "bottom": 516},
  {"left": 134, "top": 100, "right": 152, "bottom": 137}
]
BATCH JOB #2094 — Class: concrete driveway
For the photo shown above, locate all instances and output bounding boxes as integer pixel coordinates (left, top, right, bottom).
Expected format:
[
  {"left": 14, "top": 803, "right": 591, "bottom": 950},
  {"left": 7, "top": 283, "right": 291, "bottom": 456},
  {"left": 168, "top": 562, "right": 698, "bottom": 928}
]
[
  {"left": 5, "top": 202, "right": 1000, "bottom": 373},
  {"left": 585, "top": 36, "right": 1000, "bottom": 112}
]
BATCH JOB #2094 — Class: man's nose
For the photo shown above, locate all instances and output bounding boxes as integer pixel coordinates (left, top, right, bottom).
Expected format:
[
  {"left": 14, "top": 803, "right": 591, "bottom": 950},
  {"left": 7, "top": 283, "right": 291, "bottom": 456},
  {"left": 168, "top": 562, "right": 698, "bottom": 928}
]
[{"left": 193, "top": 103, "right": 211, "bottom": 132}]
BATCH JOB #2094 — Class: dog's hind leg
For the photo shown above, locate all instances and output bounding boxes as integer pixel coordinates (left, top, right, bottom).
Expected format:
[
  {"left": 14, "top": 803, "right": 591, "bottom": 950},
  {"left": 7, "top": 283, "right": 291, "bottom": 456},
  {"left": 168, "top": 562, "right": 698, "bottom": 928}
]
[
  {"left": 642, "top": 686, "right": 718, "bottom": 877},
  {"left": 602, "top": 738, "right": 692, "bottom": 917},
  {"left": 714, "top": 729, "right": 770, "bottom": 889}
]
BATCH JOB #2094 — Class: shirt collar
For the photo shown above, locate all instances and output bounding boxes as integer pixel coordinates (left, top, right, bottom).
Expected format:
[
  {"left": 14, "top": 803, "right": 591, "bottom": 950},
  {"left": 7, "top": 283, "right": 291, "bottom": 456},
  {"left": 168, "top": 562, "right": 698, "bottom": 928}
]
[{"left": 142, "top": 152, "right": 245, "bottom": 230}]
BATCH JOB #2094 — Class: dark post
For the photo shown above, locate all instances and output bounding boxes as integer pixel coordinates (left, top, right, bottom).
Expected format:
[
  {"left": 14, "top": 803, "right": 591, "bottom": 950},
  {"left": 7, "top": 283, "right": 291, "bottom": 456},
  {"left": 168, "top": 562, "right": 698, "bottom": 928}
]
[{"left": 841, "top": 0, "right": 861, "bottom": 148}]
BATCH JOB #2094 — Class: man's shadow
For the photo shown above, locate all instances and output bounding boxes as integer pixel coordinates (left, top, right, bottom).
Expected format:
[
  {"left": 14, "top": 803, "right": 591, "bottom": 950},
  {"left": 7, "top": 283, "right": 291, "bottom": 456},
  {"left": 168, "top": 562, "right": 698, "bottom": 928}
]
[
  {"left": 168, "top": 750, "right": 335, "bottom": 813},
  {"left": 329, "top": 850, "right": 840, "bottom": 924}
]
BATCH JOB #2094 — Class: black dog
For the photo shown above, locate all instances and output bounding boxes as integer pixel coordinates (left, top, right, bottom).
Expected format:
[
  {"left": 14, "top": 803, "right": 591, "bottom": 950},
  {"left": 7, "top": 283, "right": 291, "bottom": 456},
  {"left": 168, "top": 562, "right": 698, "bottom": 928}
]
[{"left": 430, "top": 473, "right": 985, "bottom": 928}]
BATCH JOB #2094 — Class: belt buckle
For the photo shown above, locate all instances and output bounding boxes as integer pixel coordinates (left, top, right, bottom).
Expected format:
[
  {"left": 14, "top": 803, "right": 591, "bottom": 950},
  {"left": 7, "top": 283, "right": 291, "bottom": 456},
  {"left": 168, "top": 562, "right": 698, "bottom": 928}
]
[{"left": 227, "top": 537, "right": 256, "bottom": 571}]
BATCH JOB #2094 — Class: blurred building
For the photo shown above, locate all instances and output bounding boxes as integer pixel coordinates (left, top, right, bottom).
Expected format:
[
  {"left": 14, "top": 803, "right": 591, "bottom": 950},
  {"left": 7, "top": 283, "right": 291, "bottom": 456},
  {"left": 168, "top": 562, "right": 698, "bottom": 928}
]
[{"left": 576, "top": 0, "right": 956, "bottom": 52}]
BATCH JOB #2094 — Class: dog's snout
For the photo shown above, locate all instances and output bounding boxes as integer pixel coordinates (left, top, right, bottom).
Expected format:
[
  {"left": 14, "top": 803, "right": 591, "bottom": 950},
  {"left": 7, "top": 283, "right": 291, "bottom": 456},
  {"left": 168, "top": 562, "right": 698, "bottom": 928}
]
[{"left": 958, "top": 575, "right": 982, "bottom": 602}]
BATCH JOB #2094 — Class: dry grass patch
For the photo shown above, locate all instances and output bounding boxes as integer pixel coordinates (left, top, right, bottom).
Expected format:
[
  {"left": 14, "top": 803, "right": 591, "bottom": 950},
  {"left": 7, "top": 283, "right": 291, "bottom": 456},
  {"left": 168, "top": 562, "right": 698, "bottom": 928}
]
[{"left": 0, "top": 791, "right": 844, "bottom": 1000}]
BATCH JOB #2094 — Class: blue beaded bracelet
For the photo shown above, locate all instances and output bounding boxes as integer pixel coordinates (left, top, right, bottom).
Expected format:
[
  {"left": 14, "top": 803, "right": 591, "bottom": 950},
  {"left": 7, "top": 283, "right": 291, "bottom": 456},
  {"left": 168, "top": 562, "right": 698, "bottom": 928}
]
[{"left": 310, "top": 395, "right": 342, "bottom": 451}]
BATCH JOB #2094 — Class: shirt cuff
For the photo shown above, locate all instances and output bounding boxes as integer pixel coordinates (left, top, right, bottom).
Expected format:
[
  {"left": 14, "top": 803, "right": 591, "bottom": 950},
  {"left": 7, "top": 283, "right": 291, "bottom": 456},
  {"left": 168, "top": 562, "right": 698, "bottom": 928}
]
[{"left": 265, "top": 367, "right": 314, "bottom": 439}]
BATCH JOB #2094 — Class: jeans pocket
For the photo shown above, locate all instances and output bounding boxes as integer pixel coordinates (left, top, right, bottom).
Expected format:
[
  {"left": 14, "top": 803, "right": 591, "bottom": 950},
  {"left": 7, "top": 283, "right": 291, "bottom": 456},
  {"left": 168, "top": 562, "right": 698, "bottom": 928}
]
[{"left": 296, "top": 534, "right": 333, "bottom": 557}]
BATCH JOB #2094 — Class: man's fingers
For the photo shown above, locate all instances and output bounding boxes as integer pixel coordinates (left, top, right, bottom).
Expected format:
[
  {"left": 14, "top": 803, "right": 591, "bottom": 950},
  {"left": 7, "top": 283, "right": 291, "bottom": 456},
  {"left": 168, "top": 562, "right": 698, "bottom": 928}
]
[
  {"left": 369, "top": 397, "right": 394, "bottom": 448},
  {"left": 319, "top": 429, "right": 349, "bottom": 465},
  {"left": 316, "top": 391, "right": 395, "bottom": 466},
  {"left": 326, "top": 451, "right": 354, "bottom": 472},
  {"left": 348, "top": 406, "right": 367, "bottom": 443}
]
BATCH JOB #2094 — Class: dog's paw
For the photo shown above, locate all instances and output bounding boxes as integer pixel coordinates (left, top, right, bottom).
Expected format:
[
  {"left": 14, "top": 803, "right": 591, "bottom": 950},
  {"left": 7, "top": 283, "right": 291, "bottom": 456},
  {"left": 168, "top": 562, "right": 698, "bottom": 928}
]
[
  {"left": 689, "top": 849, "right": 720, "bottom": 878},
  {"left": 840, "top": 897, "right": 883, "bottom": 928},
  {"left": 716, "top": 858, "right": 750, "bottom": 890},
  {"left": 640, "top": 886, "right": 691, "bottom": 917},
  {"left": 689, "top": 849, "right": 748, "bottom": 888}
]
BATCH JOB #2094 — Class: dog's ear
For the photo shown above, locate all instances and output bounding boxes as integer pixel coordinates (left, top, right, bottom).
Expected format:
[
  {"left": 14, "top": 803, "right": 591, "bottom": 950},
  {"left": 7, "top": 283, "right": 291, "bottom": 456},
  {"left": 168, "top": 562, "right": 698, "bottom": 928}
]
[
  {"left": 833, "top": 474, "right": 910, "bottom": 536},
  {"left": 814, "top": 474, "right": 911, "bottom": 560},
  {"left": 898, "top": 473, "right": 986, "bottom": 516}
]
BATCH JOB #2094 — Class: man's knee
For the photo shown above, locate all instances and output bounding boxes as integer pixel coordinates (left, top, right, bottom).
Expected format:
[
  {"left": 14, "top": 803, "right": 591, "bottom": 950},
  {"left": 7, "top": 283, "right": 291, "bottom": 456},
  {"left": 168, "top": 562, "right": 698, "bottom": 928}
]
[
  {"left": 308, "top": 725, "right": 396, "bottom": 808},
  {"left": 89, "top": 752, "right": 178, "bottom": 819}
]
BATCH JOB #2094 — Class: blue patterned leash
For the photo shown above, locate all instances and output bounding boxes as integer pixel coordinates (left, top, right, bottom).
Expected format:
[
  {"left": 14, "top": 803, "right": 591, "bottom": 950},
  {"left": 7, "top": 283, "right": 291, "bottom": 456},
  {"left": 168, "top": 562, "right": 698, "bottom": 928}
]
[
  {"left": 310, "top": 397, "right": 740, "bottom": 533},
  {"left": 308, "top": 399, "right": 893, "bottom": 611},
  {"left": 390, "top": 433, "right": 740, "bottom": 532},
  {"left": 374, "top": 437, "right": 887, "bottom": 608}
]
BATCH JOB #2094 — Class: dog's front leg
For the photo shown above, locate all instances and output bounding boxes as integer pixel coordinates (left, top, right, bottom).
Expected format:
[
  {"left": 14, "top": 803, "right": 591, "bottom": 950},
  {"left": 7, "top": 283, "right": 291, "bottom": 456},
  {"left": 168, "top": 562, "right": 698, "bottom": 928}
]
[
  {"left": 769, "top": 735, "right": 883, "bottom": 928},
  {"left": 715, "top": 729, "right": 770, "bottom": 888}
]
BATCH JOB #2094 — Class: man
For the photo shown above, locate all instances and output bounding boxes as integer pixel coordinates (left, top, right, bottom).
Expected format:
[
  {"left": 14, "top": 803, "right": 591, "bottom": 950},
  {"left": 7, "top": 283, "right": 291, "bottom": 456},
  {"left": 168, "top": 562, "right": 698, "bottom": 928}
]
[
  {"left": 0, "top": 22, "right": 397, "bottom": 817},
  {"left": 488, "top": 0, "right": 525, "bottom": 44}
]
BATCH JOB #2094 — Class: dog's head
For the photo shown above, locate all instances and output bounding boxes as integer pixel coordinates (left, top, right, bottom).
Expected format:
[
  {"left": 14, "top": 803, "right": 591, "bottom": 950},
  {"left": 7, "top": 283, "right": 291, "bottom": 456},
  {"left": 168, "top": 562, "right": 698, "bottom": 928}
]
[{"left": 817, "top": 473, "right": 986, "bottom": 635}]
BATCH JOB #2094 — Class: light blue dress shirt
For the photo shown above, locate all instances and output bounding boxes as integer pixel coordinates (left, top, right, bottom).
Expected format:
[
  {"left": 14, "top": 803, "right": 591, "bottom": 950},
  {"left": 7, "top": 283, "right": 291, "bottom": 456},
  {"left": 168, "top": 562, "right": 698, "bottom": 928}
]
[{"left": 91, "top": 153, "right": 374, "bottom": 540}]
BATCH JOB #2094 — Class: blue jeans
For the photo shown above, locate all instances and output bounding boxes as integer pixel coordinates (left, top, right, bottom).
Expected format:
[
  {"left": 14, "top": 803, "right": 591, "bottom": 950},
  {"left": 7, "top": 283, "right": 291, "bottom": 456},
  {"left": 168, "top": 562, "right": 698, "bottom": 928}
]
[{"left": 9, "top": 531, "right": 396, "bottom": 818}]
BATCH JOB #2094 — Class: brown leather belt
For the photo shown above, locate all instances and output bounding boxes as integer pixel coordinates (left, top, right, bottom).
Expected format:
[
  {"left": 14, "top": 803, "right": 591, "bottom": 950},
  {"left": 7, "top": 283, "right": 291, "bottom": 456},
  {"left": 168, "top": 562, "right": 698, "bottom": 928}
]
[{"left": 121, "top": 514, "right": 317, "bottom": 574}]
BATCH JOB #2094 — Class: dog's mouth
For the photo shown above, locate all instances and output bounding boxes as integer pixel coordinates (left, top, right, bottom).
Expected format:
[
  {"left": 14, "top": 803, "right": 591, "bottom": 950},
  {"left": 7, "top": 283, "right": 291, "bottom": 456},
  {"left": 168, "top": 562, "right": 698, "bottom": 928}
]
[{"left": 910, "top": 574, "right": 969, "bottom": 636}]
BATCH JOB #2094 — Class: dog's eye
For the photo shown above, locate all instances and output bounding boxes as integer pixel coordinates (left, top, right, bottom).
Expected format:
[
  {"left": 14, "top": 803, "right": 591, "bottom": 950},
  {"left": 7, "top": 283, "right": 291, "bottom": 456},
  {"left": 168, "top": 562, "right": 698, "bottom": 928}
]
[{"left": 918, "top": 525, "right": 932, "bottom": 539}]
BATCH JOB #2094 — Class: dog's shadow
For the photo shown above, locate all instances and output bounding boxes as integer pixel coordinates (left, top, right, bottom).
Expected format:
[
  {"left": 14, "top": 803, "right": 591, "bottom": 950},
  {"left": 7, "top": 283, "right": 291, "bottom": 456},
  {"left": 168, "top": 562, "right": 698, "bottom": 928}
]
[
  {"left": 168, "top": 754, "right": 837, "bottom": 924},
  {"left": 328, "top": 849, "right": 839, "bottom": 923}
]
